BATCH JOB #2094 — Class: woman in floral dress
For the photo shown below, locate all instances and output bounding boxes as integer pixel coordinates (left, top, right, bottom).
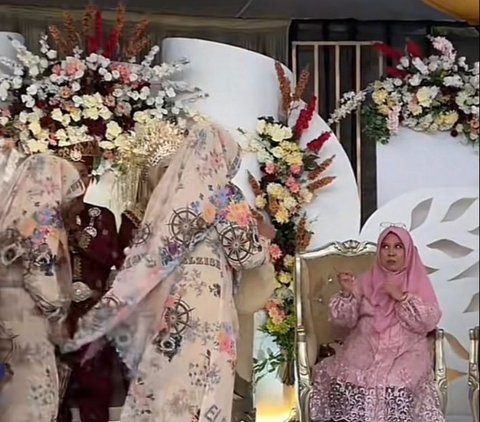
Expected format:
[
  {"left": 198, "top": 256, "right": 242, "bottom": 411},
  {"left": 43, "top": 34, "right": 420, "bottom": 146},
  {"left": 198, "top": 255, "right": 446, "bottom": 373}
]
[
  {"left": 63, "top": 121, "right": 274, "bottom": 421},
  {"left": 0, "top": 153, "right": 84, "bottom": 421}
]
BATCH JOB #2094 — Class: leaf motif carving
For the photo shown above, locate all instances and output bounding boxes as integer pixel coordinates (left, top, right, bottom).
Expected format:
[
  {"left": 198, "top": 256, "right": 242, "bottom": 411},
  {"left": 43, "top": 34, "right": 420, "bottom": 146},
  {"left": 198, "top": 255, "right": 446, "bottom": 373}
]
[
  {"left": 447, "top": 368, "right": 467, "bottom": 384},
  {"left": 425, "top": 266, "right": 438, "bottom": 275},
  {"left": 448, "top": 261, "right": 479, "bottom": 281},
  {"left": 410, "top": 198, "right": 433, "bottom": 231},
  {"left": 441, "top": 198, "right": 478, "bottom": 222},
  {"left": 469, "top": 226, "right": 479, "bottom": 236},
  {"left": 444, "top": 332, "right": 469, "bottom": 360},
  {"left": 463, "top": 293, "right": 479, "bottom": 313},
  {"left": 426, "top": 239, "right": 474, "bottom": 258}
]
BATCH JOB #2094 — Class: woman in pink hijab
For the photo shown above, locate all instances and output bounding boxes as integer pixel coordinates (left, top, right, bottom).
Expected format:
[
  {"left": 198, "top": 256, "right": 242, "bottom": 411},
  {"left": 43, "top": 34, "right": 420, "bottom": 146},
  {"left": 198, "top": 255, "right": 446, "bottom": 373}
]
[{"left": 310, "top": 226, "right": 445, "bottom": 422}]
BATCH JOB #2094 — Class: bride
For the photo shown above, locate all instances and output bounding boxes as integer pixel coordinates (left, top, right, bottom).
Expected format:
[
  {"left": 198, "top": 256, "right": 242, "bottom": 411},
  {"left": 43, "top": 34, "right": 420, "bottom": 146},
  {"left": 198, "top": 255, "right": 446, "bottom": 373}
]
[{"left": 63, "top": 121, "right": 275, "bottom": 421}]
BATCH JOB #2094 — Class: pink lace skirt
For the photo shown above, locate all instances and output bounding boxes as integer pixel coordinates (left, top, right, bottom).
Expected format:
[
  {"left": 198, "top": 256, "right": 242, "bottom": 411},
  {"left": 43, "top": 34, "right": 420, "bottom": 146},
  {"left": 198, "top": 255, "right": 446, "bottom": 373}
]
[{"left": 310, "top": 358, "right": 445, "bottom": 422}]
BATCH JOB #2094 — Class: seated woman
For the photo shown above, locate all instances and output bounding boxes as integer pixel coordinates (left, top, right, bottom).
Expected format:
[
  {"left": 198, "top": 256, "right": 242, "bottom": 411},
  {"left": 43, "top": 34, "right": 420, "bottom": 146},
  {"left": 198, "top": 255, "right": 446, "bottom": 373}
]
[
  {"left": 62, "top": 121, "right": 276, "bottom": 421},
  {"left": 310, "top": 226, "right": 445, "bottom": 422}
]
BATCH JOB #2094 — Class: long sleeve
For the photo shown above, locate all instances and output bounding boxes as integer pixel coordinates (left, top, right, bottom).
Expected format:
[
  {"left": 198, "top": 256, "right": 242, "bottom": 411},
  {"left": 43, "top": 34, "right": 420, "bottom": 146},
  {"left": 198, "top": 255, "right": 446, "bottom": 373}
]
[
  {"left": 21, "top": 213, "right": 71, "bottom": 322},
  {"left": 213, "top": 183, "right": 270, "bottom": 271},
  {"left": 117, "top": 207, "right": 144, "bottom": 267},
  {"left": 215, "top": 217, "right": 269, "bottom": 271},
  {"left": 395, "top": 294, "right": 441, "bottom": 335},
  {"left": 328, "top": 293, "right": 360, "bottom": 329}
]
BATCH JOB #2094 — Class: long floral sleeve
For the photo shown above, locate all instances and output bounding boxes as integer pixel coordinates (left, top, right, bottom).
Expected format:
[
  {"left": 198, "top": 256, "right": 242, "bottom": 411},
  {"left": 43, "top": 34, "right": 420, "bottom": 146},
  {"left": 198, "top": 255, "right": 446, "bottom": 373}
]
[
  {"left": 395, "top": 295, "right": 441, "bottom": 335},
  {"left": 328, "top": 293, "right": 360, "bottom": 329},
  {"left": 20, "top": 208, "right": 71, "bottom": 322},
  {"left": 214, "top": 184, "right": 269, "bottom": 271}
]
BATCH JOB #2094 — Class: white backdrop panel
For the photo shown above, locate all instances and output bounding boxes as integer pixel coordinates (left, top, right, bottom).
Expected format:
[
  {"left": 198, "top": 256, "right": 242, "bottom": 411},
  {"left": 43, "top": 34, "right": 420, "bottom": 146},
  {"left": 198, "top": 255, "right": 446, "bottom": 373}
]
[{"left": 376, "top": 127, "right": 479, "bottom": 208}]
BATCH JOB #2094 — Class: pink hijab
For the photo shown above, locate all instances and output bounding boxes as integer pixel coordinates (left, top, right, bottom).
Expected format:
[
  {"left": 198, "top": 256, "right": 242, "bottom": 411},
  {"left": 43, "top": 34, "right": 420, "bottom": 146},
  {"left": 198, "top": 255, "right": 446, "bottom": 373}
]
[{"left": 360, "top": 226, "right": 439, "bottom": 332}]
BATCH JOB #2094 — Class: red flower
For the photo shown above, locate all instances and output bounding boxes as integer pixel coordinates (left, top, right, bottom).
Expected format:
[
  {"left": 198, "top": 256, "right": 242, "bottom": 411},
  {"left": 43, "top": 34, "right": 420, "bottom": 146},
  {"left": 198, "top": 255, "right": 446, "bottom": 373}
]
[
  {"left": 406, "top": 40, "right": 423, "bottom": 58},
  {"left": 374, "top": 43, "right": 403, "bottom": 61},
  {"left": 386, "top": 67, "right": 408, "bottom": 79},
  {"left": 307, "top": 131, "right": 331, "bottom": 154},
  {"left": 294, "top": 96, "right": 317, "bottom": 139},
  {"left": 86, "top": 120, "right": 106, "bottom": 138}
]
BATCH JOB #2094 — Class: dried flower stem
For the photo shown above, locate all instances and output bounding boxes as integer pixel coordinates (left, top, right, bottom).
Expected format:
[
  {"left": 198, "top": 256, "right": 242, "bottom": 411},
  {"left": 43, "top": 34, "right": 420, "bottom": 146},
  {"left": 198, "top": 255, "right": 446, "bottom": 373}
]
[
  {"left": 308, "top": 155, "right": 335, "bottom": 180},
  {"left": 275, "top": 61, "right": 292, "bottom": 117},
  {"left": 268, "top": 196, "right": 280, "bottom": 215},
  {"left": 293, "top": 67, "right": 310, "bottom": 102},
  {"left": 307, "top": 176, "right": 336, "bottom": 193},
  {"left": 296, "top": 215, "right": 312, "bottom": 252},
  {"left": 126, "top": 19, "right": 150, "bottom": 60},
  {"left": 82, "top": 4, "right": 97, "bottom": 39},
  {"left": 63, "top": 12, "right": 81, "bottom": 51},
  {"left": 48, "top": 25, "right": 69, "bottom": 54},
  {"left": 248, "top": 173, "right": 263, "bottom": 197}
]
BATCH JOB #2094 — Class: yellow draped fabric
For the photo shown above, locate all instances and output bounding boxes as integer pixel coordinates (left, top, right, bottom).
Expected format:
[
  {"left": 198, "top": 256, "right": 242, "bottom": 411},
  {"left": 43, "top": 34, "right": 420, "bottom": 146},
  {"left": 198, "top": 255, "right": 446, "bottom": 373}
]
[{"left": 422, "top": 0, "right": 479, "bottom": 25}]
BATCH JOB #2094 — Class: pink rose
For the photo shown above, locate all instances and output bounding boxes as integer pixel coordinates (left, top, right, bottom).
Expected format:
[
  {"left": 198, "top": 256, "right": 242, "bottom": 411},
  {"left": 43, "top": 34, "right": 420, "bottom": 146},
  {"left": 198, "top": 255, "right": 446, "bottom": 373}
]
[
  {"left": 269, "top": 244, "right": 283, "bottom": 261},
  {"left": 265, "top": 163, "right": 277, "bottom": 175},
  {"left": 290, "top": 164, "right": 303, "bottom": 176},
  {"left": 286, "top": 176, "right": 300, "bottom": 194}
]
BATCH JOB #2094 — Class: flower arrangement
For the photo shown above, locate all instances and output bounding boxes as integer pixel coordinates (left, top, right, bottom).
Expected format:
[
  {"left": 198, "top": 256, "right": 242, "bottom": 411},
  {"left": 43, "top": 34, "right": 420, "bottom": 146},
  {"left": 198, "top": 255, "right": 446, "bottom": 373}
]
[
  {"left": 0, "top": 5, "right": 201, "bottom": 175},
  {"left": 250, "top": 63, "right": 335, "bottom": 385},
  {"left": 329, "top": 36, "right": 479, "bottom": 145}
]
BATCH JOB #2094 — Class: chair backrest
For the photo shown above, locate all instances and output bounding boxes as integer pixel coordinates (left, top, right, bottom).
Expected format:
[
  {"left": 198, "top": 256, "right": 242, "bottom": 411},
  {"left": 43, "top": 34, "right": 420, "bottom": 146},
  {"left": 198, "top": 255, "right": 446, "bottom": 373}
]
[
  {"left": 295, "top": 240, "right": 377, "bottom": 370},
  {"left": 469, "top": 326, "right": 479, "bottom": 422}
]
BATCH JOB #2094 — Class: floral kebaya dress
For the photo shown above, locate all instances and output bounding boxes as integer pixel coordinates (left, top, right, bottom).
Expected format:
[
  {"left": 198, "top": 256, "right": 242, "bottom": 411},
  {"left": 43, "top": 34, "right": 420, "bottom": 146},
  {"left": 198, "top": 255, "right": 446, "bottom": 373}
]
[
  {"left": 122, "top": 188, "right": 268, "bottom": 421},
  {"left": 62, "top": 122, "right": 270, "bottom": 422},
  {"left": 0, "top": 154, "right": 84, "bottom": 422}
]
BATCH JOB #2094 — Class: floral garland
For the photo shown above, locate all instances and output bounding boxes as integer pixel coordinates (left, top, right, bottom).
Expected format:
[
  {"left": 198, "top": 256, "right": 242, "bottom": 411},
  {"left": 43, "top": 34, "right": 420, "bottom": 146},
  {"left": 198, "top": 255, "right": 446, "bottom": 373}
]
[
  {"left": 0, "top": 5, "right": 202, "bottom": 176},
  {"left": 329, "top": 36, "right": 479, "bottom": 145},
  {"left": 249, "top": 63, "right": 335, "bottom": 385}
]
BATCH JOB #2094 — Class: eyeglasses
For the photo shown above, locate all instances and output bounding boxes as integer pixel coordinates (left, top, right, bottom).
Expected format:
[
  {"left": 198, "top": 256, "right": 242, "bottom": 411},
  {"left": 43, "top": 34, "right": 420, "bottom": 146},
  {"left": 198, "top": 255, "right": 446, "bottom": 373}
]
[{"left": 379, "top": 222, "right": 407, "bottom": 232}]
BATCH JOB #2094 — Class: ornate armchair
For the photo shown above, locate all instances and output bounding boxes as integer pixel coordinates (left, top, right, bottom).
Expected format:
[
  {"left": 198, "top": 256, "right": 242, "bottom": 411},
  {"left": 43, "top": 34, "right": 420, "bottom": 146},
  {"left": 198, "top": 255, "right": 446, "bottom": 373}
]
[
  {"left": 294, "top": 240, "right": 448, "bottom": 421},
  {"left": 469, "top": 326, "right": 479, "bottom": 422}
]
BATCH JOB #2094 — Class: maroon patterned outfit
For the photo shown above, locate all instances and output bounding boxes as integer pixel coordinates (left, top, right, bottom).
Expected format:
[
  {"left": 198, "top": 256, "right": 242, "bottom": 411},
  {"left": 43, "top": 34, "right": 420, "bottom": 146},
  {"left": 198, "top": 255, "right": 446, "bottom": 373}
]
[
  {"left": 58, "top": 204, "right": 121, "bottom": 422},
  {"left": 118, "top": 205, "right": 144, "bottom": 258}
]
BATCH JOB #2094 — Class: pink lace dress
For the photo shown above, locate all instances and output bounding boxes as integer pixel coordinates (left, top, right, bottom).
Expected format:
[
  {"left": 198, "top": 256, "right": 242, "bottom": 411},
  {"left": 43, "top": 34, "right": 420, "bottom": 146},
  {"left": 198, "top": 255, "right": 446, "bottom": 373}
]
[{"left": 310, "top": 292, "right": 445, "bottom": 422}]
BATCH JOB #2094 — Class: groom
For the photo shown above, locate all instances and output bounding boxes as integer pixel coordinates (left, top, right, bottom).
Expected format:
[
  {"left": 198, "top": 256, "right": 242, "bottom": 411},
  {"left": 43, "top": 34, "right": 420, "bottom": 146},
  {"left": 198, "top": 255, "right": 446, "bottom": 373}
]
[{"left": 57, "top": 151, "right": 123, "bottom": 422}]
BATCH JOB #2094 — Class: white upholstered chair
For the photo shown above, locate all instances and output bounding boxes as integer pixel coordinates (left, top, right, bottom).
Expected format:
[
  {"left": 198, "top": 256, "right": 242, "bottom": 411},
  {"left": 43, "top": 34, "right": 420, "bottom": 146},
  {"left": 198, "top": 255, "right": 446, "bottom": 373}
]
[{"left": 294, "top": 240, "right": 448, "bottom": 421}]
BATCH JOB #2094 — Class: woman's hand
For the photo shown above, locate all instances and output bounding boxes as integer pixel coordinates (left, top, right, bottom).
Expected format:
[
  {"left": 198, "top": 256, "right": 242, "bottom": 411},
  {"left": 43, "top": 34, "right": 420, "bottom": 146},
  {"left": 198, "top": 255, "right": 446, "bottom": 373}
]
[
  {"left": 337, "top": 272, "right": 355, "bottom": 295},
  {"left": 383, "top": 281, "right": 405, "bottom": 301}
]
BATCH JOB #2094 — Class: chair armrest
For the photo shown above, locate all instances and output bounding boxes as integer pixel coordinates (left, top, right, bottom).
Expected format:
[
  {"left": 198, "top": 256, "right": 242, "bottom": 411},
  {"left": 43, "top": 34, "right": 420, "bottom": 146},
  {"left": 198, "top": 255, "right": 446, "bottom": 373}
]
[
  {"left": 296, "top": 325, "right": 312, "bottom": 422},
  {"left": 468, "top": 326, "right": 479, "bottom": 422},
  {"left": 434, "top": 328, "right": 448, "bottom": 415}
]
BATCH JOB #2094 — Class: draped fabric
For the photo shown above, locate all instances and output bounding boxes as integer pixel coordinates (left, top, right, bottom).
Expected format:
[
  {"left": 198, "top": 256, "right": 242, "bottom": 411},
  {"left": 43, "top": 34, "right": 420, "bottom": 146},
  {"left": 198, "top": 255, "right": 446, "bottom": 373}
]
[
  {"left": 0, "top": 5, "right": 290, "bottom": 63},
  {"left": 0, "top": 153, "right": 84, "bottom": 421}
]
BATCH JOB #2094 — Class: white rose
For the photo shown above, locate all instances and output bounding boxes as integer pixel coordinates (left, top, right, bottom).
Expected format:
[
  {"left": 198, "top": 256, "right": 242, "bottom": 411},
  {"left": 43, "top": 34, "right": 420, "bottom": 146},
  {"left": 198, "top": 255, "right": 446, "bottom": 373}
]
[
  {"left": 51, "top": 108, "right": 64, "bottom": 122},
  {"left": 83, "top": 107, "right": 99, "bottom": 120},
  {"left": 105, "top": 121, "right": 123, "bottom": 141},
  {"left": 28, "top": 121, "right": 42, "bottom": 136},
  {"left": 256, "top": 120, "right": 267, "bottom": 135},
  {"left": 99, "top": 107, "right": 112, "bottom": 120},
  {"left": 12, "top": 76, "right": 22, "bottom": 89},
  {"left": 47, "top": 50, "right": 57, "bottom": 60},
  {"left": 113, "top": 88, "right": 123, "bottom": 98},
  {"left": 26, "top": 84, "right": 38, "bottom": 96}
]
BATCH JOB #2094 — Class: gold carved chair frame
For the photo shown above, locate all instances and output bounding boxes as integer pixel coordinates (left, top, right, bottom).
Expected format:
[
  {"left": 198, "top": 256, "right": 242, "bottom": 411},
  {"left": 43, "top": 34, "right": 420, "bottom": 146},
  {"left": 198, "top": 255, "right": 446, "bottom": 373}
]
[
  {"left": 469, "top": 326, "right": 479, "bottom": 422},
  {"left": 294, "top": 240, "right": 448, "bottom": 421}
]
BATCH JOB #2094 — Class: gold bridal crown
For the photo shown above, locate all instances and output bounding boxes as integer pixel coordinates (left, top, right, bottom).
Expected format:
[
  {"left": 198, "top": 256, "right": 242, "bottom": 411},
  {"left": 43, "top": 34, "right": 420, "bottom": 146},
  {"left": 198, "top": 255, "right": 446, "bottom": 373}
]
[{"left": 116, "top": 120, "right": 186, "bottom": 171}]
